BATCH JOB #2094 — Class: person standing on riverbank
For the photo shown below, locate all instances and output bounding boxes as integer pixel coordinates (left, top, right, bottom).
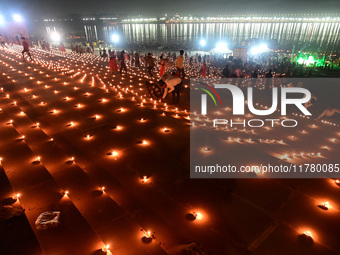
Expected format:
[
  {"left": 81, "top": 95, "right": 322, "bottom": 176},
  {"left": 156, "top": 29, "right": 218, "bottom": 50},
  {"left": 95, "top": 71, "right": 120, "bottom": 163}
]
[
  {"left": 21, "top": 37, "right": 33, "bottom": 61},
  {"left": 59, "top": 42, "right": 65, "bottom": 52},
  {"left": 135, "top": 52, "right": 140, "bottom": 68},
  {"left": 0, "top": 34, "right": 7, "bottom": 48},
  {"left": 146, "top": 53, "right": 155, "bottom": 77},
  {"left": 102, "top": 48, "right": 108, "bottom": 58},
  {"left": 109, "top": 50, "right": 118, "bottom": 74},
  {"left": 201, "top": 61, "right": 207, "bottom": 78},
  {"left": 119, "top": 50, "right": 127, "bottom": 75},
  {"left": 264, "top": 69, "right": 273, "bottom": 90},
  {"left": 176, "top": 50, "right": 185, "bottom": 78},
  {"left": 159, "top": 55, "right": 166, "bottom": 77}
]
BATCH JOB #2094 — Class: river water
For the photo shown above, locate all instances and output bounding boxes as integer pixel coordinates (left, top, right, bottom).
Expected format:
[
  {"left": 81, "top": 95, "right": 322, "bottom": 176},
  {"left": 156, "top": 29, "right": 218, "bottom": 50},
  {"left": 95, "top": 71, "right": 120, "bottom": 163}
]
[{"left": 98, "top": 22, "right": 340, "bottom": 50}]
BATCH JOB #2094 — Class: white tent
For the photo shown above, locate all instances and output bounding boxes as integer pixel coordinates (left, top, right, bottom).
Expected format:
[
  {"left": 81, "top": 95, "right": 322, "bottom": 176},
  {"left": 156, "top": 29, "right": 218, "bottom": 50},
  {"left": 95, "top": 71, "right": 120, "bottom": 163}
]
[{"left": 209, "top": 47, "right": 233, "bottom": 54}]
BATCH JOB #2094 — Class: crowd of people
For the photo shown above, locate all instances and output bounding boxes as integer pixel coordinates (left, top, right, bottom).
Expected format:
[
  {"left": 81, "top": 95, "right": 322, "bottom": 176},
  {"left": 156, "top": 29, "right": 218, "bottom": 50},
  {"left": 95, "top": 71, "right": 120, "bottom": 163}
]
[{"left": 1, "top": 37, "right": 339, "bottom": 119}]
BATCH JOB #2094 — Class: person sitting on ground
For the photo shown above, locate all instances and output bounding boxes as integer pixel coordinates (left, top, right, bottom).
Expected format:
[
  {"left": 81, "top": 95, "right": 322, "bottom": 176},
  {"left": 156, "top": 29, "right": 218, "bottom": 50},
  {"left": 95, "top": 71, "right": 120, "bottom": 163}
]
[{"left": 317, "top": 105, "right": 340, "bottom": 120}]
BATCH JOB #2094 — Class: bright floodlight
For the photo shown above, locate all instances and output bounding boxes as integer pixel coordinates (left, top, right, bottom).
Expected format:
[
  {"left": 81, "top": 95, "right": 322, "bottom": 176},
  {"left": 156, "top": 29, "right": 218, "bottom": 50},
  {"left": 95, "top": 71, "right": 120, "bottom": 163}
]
[
  {"left": 258, "top": 43, "right": 269, "bottom": 51},
  {"left": 250, "top": 43, "right": 269, "bottom": 55},
  {"left": 216, "top": 42, "right": 228, "bottom": 52},
  {"left": 200, "top": 39, "right": 206, "bottom": 47},
  {"left": 250, "top": 46, "right": 260, "bottom": 55},
  {"left": 112, "top": 34, "right": 119, "bottom": 43},
  {"left": 13, "top": 14, "right": 23, "bottom": 23},
  {"left": 50, "top": 32, "right": 61, "bottom": 42},
  {"left": 0, "top": 15, "right": 4, "bottom": 25}
]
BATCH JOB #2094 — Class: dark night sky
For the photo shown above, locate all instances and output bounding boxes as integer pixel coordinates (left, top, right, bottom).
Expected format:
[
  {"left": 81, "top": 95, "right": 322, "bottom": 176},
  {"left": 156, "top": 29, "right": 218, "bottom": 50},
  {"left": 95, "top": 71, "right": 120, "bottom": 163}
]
[{"left": 1, "top": 0, "right": 340, "bottom": 18}]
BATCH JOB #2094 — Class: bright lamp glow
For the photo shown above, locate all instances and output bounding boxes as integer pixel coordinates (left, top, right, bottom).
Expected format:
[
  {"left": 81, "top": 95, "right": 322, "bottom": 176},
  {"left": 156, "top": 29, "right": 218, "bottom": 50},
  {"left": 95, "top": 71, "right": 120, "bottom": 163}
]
[
  {"left": 50, "top": 32, "right": 61, "bottom": 42},
  {"left": 200, "top": 39, "right": 206, "bottom": 47},
  {"left": 215, "top": 42, "right": 228, "bottom": 52},
  {"left": 112, "top": 34, "right": 119, "bottom": 43},
  {"left": 13, "top": 14, "right": 23, "bottom": 23}
]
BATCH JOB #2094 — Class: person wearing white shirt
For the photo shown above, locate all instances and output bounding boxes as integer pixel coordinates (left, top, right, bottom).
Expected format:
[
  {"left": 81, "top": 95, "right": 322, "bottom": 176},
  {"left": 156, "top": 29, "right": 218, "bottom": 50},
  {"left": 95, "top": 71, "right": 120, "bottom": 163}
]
[{"left": 159, "top": 76, "right": 182, "bottom": 99}]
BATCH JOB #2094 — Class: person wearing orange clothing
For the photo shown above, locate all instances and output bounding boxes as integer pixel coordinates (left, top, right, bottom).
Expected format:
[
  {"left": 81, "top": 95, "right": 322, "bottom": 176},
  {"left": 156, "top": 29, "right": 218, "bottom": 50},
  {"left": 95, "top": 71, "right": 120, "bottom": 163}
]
[{"left": 176, "top": 49, "right": 185, "bottom": 77}]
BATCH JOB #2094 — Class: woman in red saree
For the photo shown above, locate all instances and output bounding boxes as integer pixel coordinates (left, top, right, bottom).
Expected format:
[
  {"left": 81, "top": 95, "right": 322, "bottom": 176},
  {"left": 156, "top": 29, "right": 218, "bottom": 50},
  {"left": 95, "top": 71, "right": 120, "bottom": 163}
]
[
  {"left": 201, "top": 61, "right": 207, "bottom": 78},
  {"left": 159, "top": 55, "right": 166, "bottom": 77},
  {"left": 109, "top": 50, "right": 118, "bottom": 73}
]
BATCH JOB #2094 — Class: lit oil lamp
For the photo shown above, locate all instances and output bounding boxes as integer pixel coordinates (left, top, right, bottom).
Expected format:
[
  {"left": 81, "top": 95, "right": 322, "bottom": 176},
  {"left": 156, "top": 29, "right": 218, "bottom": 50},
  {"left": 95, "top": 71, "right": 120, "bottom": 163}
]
[
  {"left": 111, "top": 151, "right": 119, "bottom": 157},
  {"left": 12, "top": 193, "right": 20, "bottom": 200},
  {"left": 319, "top": 201, "right": 329, "bottom": 210},
  {"left": 203, "top": 147, "right": 211, "bottom": 152},
  {"left": 102, "top": 245, "right": 110, "bottom": 252},
  {"left": 302, "top": 231, "right": 312, "bottom": 239},
  {"left": 193, "top": 212, "right": 203, "bottom": 220},
  {"left": 141, "top": 176, "right": 149, "bottom": 183},
  {"left": 141, "top": 230, "right": 153, "bottom": 243},
  {"left": 335, "top": 179, "right": 340, "bottom": 186}
]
